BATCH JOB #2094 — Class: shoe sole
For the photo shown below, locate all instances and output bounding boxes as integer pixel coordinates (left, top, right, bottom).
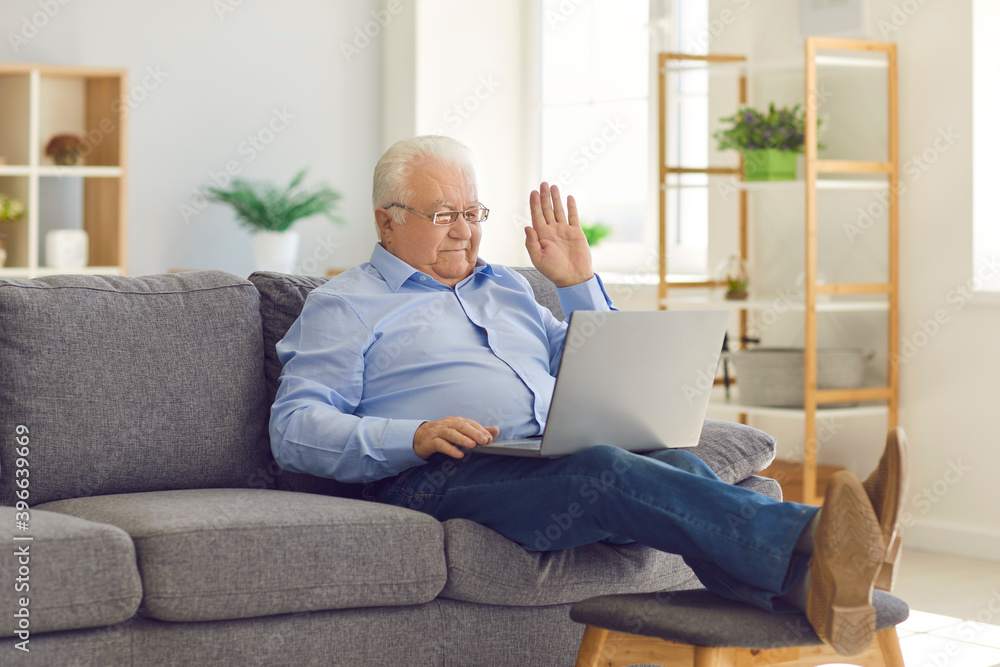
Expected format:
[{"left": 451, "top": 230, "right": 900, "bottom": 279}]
[
  {"left": 807, "top": 471, "right": 884, "bottom": 656},
  {"left": 868, "top": 427, "right": 909, "bottom": 591}
]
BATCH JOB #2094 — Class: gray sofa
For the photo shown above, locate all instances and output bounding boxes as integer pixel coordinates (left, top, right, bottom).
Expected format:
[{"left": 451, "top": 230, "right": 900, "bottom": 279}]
[{"left": 0, "top": 268, "right": 781, "bottom": 666}]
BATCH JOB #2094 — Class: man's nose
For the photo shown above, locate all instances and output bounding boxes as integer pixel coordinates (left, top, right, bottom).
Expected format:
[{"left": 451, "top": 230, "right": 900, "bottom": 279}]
[{"left": 449, "top": 217, "right": 473, "bottom": 239}]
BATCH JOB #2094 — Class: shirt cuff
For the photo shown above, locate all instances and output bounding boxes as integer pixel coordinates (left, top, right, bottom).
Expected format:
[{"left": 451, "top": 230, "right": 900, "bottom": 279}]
[
  {"left": 382, "top": 418, "right": 428, "bottom": 473},
  {"left": 556, "top": 274, "right": 614, "bottom": 313}
]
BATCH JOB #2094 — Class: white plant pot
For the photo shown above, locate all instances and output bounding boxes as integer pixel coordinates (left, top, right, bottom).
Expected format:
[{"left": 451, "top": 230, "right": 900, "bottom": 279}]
[
  {"left": 45, "top": 229, "right": 89, "bottom": 269},
  {"left": 252, "top": 230, "right": 299, "bottom": 273}
]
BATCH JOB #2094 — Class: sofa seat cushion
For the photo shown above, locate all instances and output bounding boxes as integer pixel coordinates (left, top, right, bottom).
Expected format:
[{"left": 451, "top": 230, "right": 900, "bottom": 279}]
[
  {"left": 0, "top": 506, "right": 141, "bottom": 636},
  {"left": 438, "top": 518, "right": 696, "bottom": 606},
  {"left": 35, "top": 488, "right": 446, "bottom": 622},
  {"left": 0, "top": 271, "right": 273, "bottom": 506}
]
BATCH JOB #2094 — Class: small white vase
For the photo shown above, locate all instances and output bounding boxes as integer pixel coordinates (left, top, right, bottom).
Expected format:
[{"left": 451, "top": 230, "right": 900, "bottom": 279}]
[
  {"left": 252, "top": 230, "right": 299, "bottom": 273},
  {"left": 45, "top": 229, "right": 89, "bottom": 269}
]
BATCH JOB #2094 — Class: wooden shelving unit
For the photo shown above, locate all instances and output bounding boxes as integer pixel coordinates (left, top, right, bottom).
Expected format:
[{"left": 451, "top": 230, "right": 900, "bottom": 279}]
[
  {"left": 0, "top": 63, "right": 127, "bottom": 278},
  {"left": 658, "top": 38, "right": 899, "bottom": 505}
]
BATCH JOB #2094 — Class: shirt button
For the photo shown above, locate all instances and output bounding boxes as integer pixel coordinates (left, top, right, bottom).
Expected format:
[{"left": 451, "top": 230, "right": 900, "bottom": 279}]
[{"left": 419, "top": 276, "right": 426, "bottom": 281}]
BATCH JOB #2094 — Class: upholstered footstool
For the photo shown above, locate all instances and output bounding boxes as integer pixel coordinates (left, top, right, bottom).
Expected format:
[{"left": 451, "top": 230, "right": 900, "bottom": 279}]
[{"left": 570, "top": 588, "right": 908, "bottom": 667}]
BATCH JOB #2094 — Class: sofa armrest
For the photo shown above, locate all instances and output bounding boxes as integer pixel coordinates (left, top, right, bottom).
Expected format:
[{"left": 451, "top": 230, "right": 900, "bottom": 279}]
[{"left": 0, "top": 506, "right": 141, "bottom": 637}]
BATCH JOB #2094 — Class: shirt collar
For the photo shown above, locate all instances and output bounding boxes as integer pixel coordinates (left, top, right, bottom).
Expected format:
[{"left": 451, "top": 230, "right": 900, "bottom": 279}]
[{"left": 369, "top": 243, "right": 500, "bottom": 291}]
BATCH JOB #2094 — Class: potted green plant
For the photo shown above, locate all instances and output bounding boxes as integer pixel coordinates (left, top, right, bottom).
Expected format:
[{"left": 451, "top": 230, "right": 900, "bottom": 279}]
[
  {"left": 713, "top": 103, "right": 816, "bottom": 181},
  {"left": 581, "top": 221, "right": 612, "bottom": 247},
  {"left": 0, "top": 193, "right": 26, "bottom": 268},
  {"left": 206, "top": 170, "right": 341, "bottom": 273},
  {"left": 715, "top": 252, "right": 749, "bottom": 300}
]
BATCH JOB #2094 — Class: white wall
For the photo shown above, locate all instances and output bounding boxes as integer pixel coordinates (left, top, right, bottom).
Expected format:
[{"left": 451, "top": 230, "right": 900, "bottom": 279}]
[
  {"left": 2, "top": 0, "right": 385, "bottom": 276},
  {"left": 383, "top": 0, "right": 532, "bottom": 267},
  {"left": 709, "top": 0, "right": 1000, "bottom": 561}
]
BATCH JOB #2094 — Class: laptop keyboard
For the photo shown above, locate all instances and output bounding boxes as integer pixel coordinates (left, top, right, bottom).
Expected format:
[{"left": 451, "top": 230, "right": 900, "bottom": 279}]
[{"left": 485, "top": 438, "right": 542, "bottom": 449}]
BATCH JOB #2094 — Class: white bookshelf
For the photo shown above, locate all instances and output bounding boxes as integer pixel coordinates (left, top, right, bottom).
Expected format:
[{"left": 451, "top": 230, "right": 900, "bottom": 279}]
[{"left": 0, "top": 64, "right": 127, "bottom": 278}]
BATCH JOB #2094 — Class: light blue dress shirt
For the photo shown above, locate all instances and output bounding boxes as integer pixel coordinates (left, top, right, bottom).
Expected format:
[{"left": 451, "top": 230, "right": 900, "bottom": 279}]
[{"left": 269, "top": 244, "right": 614, "bottom": 484}]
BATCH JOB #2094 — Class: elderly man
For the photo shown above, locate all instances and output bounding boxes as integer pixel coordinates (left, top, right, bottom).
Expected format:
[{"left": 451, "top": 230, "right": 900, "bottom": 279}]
[{"left": 269, "top": 135, "right": 906, "bottom": 657}]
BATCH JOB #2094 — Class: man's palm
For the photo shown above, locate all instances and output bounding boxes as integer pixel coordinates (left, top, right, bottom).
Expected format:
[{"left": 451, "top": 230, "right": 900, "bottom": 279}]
[{"left": 525, "top": 183, "right": 594, "bottom": 288}]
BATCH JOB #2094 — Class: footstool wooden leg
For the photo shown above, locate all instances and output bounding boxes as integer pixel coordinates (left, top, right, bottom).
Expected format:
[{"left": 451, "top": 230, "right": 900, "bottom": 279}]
[
  {"left": 877, "top": 627, "right": 906, "bottom": 667},
  {"left": 692, "top": 646, "right": 737, "bottom": 667},
  {"left": 576, "top": 626, "right": 697, "bottom": 666},
  {"left": 575, "top": 625, "right": 611, "bottom": 667}
]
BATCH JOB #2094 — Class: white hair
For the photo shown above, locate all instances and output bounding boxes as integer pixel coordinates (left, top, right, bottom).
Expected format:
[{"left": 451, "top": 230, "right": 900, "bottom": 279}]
[{"left": 372, "top": 135, "right": 477, "bottom": 231}]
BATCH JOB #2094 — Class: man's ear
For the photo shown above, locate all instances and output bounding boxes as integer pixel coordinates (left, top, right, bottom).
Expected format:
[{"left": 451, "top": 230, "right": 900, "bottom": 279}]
[{"left": 375, "top": 208, "right": 393, "bottom": 243}]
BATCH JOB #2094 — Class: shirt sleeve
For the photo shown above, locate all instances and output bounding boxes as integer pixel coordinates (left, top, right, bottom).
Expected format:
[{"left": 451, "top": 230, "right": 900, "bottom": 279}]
[
  {"left": 556, "top": 273, "right": 615, "bottom": 315},
  {"left": 268, "top": 291, "right": 427, "bottom": 484}
]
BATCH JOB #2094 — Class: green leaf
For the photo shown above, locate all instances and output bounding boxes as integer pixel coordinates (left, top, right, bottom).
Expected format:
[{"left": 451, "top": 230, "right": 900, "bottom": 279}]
[
  {"left": 205, "top": 170, "right": 342, "bottom": 233},
  {"left": 713, "top": 103, "right": 821, "bottom": 154},
  {"left": 581, "top": 222, "right": 612, "bottom": 247}
]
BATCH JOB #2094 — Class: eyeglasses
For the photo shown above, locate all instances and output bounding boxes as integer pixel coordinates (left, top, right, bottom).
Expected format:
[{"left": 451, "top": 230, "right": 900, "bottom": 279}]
[{"left": 385, "top": 203, "right": 489, "bottom": 225}]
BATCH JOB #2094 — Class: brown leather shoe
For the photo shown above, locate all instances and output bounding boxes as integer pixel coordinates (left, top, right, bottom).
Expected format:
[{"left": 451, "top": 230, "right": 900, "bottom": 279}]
[
  {"left": 807, "top": 471, "right": 885, "bottom": 656},
  {"left": 862, "top": 427, "right": 909, "bottom": 591}
]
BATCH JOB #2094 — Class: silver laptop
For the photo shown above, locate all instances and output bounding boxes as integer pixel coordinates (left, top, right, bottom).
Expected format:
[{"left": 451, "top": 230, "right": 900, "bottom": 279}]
[{"left": 475, "top": 309, "right": 729, "bottom": 458}]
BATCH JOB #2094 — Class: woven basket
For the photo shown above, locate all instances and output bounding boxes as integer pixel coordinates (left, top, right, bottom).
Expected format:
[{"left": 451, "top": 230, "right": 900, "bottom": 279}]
[{"left": 729, "top": 348, "right": 868, "bottom": 407}]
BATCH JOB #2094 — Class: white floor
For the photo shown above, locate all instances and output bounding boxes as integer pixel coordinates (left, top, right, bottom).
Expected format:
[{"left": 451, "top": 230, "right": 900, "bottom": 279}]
[{"left": 890, "top": 548, "right": 1000, "bottom": 667}]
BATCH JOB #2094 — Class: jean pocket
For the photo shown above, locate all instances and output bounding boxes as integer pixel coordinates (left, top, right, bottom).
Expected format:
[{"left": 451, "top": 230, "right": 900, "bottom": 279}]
[
  {"left": 382, "top": 460, "right": 451, "bottom": 514},
  {"left": 361, "top": 477, "right": 392, "bottom": 502}
]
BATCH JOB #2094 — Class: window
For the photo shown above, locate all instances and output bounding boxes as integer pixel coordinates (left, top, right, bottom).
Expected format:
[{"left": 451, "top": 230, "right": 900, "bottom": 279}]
[
  {"left": 663, "top": 0, "right": 710, "bottom": 277},
  {"left": 537, "top": 0, "right": 652, "bottom": 272},
  {"left": 536, "top": 0, "right": 709, "bottom": 276}
]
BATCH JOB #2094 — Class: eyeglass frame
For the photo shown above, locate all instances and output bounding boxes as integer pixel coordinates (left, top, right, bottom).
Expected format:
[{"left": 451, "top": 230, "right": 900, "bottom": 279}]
[{"left": 384, "top": 202, "right": 489, "bottom": 226}]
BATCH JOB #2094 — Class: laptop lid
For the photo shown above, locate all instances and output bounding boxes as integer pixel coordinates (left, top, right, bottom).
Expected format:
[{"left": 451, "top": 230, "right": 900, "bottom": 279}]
[{"left": 482, "top": 309, "right": 729, "bottom": 457}]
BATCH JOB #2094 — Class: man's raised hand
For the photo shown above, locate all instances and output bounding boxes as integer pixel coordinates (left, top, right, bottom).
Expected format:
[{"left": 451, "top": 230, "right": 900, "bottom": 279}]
[
  {"left": 524, "top": 182, "right": 594, "bottom": 288},
  {"left": 413, "top": 417, "right": 500, "bottom": 460}
]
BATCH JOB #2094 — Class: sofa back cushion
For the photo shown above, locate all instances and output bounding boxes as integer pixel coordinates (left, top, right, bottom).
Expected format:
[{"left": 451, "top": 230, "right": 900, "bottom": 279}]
[
  {"left": 248, "top": 271, "right": 363, "bottom": 498},
  {"left": 0, "top": 271, "right": 273, "bottom": 506}
]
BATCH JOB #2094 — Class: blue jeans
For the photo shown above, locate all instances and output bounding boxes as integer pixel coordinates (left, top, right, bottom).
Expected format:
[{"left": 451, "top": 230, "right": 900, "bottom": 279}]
[{"left": 363, "top": 445, "right": 818, "bottom": 612}]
